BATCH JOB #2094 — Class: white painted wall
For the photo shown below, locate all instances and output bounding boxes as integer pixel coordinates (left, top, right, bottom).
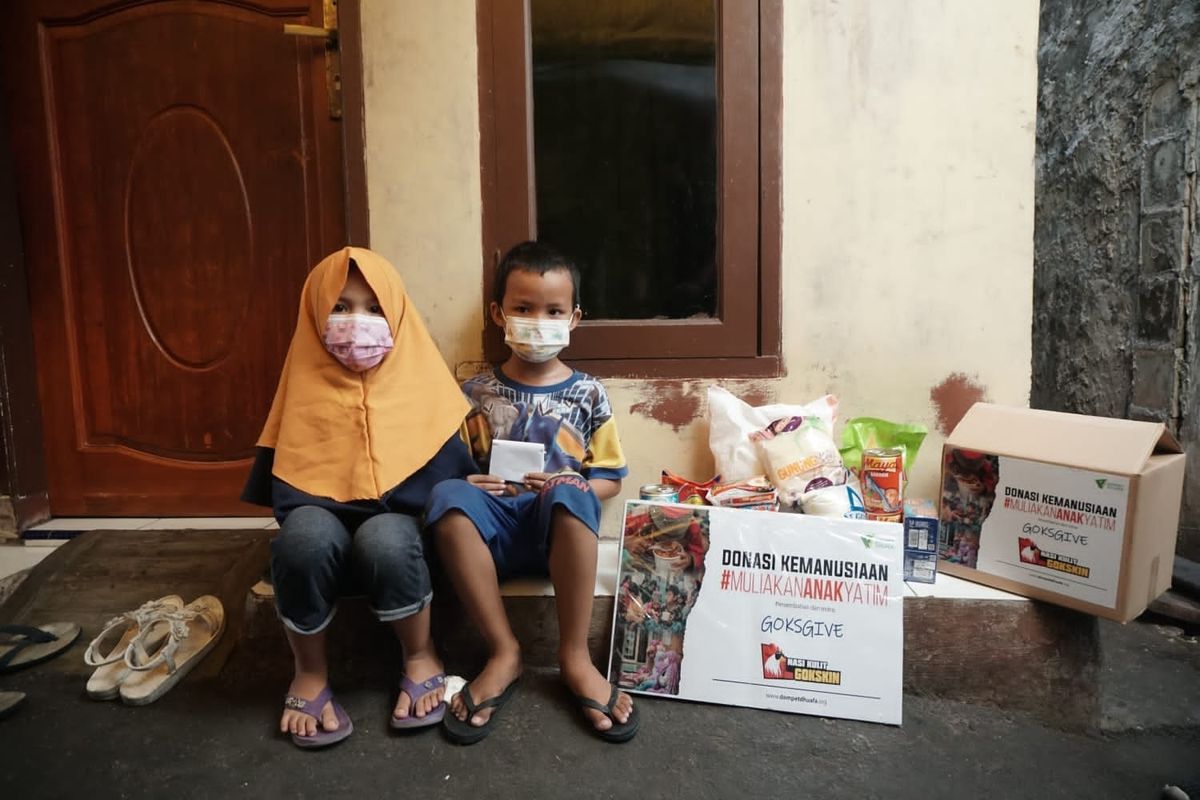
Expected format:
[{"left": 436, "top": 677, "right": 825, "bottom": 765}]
[
  {"left": 360, "top": 1, "right": 484, "bottom": 372},
  {"left": 360, "top": 0, "right": 1039, "bottom": 536}
]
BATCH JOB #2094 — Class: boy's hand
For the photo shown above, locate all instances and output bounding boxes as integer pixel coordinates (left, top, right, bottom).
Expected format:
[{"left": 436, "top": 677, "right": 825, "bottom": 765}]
[
  {"left": 522, "top": 472, "right": 552, "bottom": 492},
  {"left": 467, "top": 473, "right": 507, "bottom": 496}
]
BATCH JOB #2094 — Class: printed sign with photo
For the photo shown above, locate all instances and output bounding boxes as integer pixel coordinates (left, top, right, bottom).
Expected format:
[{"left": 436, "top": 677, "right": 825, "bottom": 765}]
[
  {"left": 941, "top": 447, "right": 1129, "bottom": 609},
  {"left": 609, "top": 501, "right": 904, "bottom": 725}
]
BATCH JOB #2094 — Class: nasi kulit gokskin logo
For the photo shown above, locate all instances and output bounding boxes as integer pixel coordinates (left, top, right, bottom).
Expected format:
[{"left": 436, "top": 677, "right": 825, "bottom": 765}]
[
  {"left": 761, "top": 644, "right": 842, "bottom": 685},
  {"left": 1018, "top": 537, "right": 1091, "bottom": 578}
]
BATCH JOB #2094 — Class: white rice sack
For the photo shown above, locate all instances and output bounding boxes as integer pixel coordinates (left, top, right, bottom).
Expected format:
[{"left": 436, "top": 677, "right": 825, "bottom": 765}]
[
  {"left": 707, "top": 386, "right": 837, "bottom": 482},
  {"left": 751, "top": 416, "right": 846, "bottom": 508}
]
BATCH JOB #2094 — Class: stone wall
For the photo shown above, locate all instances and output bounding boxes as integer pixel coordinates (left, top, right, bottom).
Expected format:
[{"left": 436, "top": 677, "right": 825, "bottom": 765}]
[{"left": 1033, "top": 0, "right": 1199, "bottom": 559}]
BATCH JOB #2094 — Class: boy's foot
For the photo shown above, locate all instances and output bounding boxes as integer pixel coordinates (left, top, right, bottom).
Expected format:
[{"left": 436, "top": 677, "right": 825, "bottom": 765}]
[
  {"left": 393, "top": 652, "right": 446, "bottom": 722},
  {"left": 561, "top": 655, "right": 634, "bottom": 733},
  {"left": 281, "top": 671, "right": 339, "bottom": 737},
  {"left": 448, "top": 646, "right": 522, "bottom": 727}
]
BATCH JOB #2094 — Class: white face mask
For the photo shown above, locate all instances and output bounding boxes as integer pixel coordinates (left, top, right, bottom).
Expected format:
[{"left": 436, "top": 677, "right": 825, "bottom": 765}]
[{"left": 503, "top": 314, "right": 571, "bottom": 363}]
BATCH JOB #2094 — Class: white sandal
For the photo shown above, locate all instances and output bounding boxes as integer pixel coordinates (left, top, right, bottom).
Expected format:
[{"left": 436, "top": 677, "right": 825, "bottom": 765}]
[
  {"left": 83, "top": 595, "right": 184, "bottom": 700},
  {"left": 118, "top": 595, "right": 225, "bottom": 706}
]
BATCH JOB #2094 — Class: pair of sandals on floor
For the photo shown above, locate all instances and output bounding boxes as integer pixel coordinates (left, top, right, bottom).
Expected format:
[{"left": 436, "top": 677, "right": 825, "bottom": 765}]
[
  {"left": 287, "top": 674, "right": 640, "bottom": 748},
  {"left": 0, "top": 595, "right": 224, "bottom": 715},
  {"left": 83, "top": 594, "right": 225, "bottom": 705}
]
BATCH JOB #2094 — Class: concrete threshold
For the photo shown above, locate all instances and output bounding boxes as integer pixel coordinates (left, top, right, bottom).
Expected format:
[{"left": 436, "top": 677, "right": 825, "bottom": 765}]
[{"left": 0, "top": 528, "right": 1116, "bottom": 732}]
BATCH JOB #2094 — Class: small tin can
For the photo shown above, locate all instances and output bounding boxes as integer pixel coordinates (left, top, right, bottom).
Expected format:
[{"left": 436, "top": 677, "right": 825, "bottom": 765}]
[
  {"left": 860, "top": 448, "right": 903, "bottom": 522},
  {"left": 639, "top": 483, "right": 680, "bottom": 502}
]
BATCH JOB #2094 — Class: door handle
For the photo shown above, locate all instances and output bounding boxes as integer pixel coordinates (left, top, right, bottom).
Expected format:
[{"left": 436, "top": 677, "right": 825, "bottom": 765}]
[
  {"left": 283, "top": 24, "right": 338, "bottom": 45},
  {"left": 281, "top": 0, "right": 341, "bottom": 119}
]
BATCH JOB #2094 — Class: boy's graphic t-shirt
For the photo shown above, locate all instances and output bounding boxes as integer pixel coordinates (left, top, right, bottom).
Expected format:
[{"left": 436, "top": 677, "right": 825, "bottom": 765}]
[{"left": 461, "top": 368, "right": 627, "bottom": 482}]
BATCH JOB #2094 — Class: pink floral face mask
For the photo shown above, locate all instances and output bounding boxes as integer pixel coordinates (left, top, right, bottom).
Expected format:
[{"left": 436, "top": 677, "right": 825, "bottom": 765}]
[{"left": 323, "top": 313, "right": 394, "bottom": 372}]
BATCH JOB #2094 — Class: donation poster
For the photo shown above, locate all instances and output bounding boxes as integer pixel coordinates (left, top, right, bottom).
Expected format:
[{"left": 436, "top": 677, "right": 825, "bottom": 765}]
[
  {"left": 940, "top": 448, "right": 1128, "bottom": 609},
  {"left": 608, "top": 501, "right": 904, "bottom": 725}
]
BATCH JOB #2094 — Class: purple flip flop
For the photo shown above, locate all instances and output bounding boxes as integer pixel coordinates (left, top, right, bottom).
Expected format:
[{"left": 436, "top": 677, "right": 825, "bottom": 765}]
[
  {"left": 285, "top": 685, "right": 353, "bottom": 749},
  {"left": 390, "top": 673, "right": 446, "bottom": 730}
]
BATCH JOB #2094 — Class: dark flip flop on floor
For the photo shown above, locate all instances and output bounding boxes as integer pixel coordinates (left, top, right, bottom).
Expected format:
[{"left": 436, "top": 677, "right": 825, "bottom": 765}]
[
  {"left": 575, "top": 684, "right": 640, "bottom": 743},
  {"left": 442, "top": 677, "right": 520, "bottom": 745},
  {"left": 0, "top": 622, "right": 81, "bottom": 674},
  {"left": 390, "top": 672, "right": 446, "bottom": 730}
]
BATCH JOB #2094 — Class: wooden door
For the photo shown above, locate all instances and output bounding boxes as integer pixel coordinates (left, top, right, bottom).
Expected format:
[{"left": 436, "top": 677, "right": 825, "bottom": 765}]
[{"left": 1, "top": 0, "right": 348, "bottom": 515}]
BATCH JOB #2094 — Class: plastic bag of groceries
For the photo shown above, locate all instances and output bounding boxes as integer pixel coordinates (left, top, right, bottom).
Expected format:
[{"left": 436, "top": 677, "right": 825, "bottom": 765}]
[
  {"left": 750, "top": 415, "right": 847, "bottom": 511},
  {"left": 838, "top": 417, "right": 928, "bottom": 477},
  {"left": 707, "top": 386, "right": 838, "bottom": 482}
]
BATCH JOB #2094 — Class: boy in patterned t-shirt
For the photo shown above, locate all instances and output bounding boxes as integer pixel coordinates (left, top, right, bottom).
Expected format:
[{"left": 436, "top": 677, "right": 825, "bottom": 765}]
[{"left": 426, "top": 242, "right": 639, "bottom": 745}]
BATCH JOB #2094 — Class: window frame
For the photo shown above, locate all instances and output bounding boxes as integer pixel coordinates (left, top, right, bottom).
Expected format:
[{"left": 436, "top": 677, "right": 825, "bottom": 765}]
[{"left": 476, "top": 0, "right": 782, "bottom": 378}]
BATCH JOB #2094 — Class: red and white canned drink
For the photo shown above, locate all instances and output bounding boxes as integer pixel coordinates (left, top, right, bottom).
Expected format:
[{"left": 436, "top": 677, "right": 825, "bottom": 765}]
[{"left": 861, "top": 448, "right": 903, "bottom": 522}]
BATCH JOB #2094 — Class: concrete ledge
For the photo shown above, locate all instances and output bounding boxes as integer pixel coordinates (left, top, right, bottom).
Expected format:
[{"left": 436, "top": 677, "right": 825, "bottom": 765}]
[
  {"left": 246, "top": 542, "right": 1099, "bottom": 729},
  {"left": 243, "top": 540, "right": 624, "bottom": 674},
  {"left": 3, "top": 531, "right": 1102, "bottom": 729}
]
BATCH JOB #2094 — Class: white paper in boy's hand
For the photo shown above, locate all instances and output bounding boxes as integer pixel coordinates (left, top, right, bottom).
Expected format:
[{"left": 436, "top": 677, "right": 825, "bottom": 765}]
[{"left": 489, "top": 439, "right": 546, "bottom": 483}]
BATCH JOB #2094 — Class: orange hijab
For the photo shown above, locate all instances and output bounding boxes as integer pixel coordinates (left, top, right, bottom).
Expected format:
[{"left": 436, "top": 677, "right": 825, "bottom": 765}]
[{"left": 257, "top": 247, "right": 468, "bottom": 502}]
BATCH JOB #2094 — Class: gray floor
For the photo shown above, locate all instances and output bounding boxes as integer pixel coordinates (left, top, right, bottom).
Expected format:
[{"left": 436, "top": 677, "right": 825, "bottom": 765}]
[{"left": 1, "top": 616, "right": 1198, "bottom": 799}]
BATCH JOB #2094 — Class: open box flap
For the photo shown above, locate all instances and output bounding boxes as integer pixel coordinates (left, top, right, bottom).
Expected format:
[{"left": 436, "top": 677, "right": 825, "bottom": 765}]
[{"left": 945, "top": 403, "right": 1175, "bottom": 475}]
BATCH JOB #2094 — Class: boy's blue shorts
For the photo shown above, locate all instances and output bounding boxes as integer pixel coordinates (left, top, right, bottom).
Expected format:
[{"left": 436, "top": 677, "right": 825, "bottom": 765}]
[{"left": 425, "top": 474, "right": 601, "bottom": 579}]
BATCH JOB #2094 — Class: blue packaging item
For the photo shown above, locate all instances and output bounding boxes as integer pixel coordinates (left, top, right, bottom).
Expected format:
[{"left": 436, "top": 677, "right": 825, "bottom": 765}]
[
  {"left": 905, "top": 551, "right": 938, "bottom": 583},
  {"left": 903, "top": 509, "right": 939, "bottom": 583},
  {"left": 903, "top": 514, "right": 939, "bottom": 554}
]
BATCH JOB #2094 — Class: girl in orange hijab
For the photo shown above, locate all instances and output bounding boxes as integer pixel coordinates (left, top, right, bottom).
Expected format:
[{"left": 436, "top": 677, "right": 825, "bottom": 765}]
[{"left": 242, "top": 247, "right": 473, "bottom": 748}]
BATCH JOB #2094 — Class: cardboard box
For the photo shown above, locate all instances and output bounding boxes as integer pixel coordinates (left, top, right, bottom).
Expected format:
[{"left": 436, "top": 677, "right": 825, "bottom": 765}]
[{"left": 937, "top": 403, "right": 1185, "bottom": 622}]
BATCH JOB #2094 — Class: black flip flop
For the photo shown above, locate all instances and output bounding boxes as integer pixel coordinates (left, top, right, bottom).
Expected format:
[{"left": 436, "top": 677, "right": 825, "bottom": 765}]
[
  {"left": 442, "top": 677, "right": 520, "bottom": 745},
  {"left": 0, "top": 623, "right": 81, "bottom": 673},
  {"left": 575, "top": 684, "right": 640, "bottom": 743}
]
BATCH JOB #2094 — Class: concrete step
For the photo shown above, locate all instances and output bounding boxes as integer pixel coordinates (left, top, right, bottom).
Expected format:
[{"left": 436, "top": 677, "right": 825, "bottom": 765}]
[
  {"left": 219, "top": 539, "right": 1113, "bottom": 731},
  {"left": 1, "top": 530, "right": 1105, "bottom": 730}
]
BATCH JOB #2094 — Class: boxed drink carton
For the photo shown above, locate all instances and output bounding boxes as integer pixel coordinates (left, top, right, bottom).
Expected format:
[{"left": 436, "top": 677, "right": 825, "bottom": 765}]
[
  {"left": 903, "top": 499, "right": 939, "bottom": 584},
  {"left": 937, "top": 403, "right": 1185, "bottom": 622}
]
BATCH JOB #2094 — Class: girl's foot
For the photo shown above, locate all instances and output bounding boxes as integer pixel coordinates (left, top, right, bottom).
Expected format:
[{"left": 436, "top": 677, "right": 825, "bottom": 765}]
[
  {"left": 281, "top": 671, "right": 339, "bottom": 737},
  {"left": 561, "top": 653, "right": 633, "bottom": 732},
  {"left": 393, "top": 652, "right": 447, "bottom": 721},
  {"left": 448, "top": 644, "right": 522, "bottom": 727}
]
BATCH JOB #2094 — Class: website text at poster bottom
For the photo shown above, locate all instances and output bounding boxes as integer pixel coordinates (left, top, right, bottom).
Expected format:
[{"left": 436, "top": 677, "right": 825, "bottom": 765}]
[{"left": 713, "top": 678, "right": 882, "bottom": 702}]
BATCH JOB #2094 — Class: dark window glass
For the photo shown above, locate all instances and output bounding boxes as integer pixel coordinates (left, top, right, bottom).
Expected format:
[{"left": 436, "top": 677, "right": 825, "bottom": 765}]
[{"left": 530, "top": 2, "right": 717, "bottom": 320}]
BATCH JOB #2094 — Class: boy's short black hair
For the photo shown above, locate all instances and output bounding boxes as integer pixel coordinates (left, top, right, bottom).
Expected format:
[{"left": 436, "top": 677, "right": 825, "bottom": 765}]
[{"left": 493, "top": 240, "right": 581, "bottom": 308}]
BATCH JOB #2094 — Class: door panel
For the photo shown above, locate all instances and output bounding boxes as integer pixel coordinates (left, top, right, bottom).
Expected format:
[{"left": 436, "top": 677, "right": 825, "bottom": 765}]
[{"left": 2, "top": 0, "right": 346, "bottom": 514}]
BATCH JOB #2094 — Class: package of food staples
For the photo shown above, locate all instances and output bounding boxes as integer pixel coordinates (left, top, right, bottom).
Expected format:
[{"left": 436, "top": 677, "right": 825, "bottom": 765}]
[
  {"left": 750, "top": 414, "right": 847, "bottom": 510},
  {"left": 706, "top": 476, "right": 780, "bottom": 512},
  {"left": 707, "top": 386, "right": 838, "bottom": 482}
]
